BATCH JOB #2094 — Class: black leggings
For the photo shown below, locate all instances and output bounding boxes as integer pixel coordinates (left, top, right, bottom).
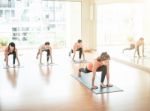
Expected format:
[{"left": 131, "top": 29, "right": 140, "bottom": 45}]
[
  {"left": 8, "top": 51, "right": 16, "bottom": 65},
  {"left": 123, "top": 44, "right": 135, "bottom": 52},
  {"left": 43, "top": 49, "right": 50, "bottom": 62},
  {"left": 136, "top": 46, "right": 140, "bottom": 56},
  {"left": 79, "top": 65, "right": 107, "bottom": 83},
  {"left": 71, "top": 48, "right": 83, "bottom": 59}
]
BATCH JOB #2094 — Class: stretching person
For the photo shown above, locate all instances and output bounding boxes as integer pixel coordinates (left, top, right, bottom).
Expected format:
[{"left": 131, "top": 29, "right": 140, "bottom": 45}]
[
  {"left": 4, "top": 42, "right": 20, "bottom": 67},
  {"left": 36, "top": 42, "right": 53, "bottom": 64},
  {"left": 69, "top": 39, "right": 85, "bottom": 61},
  {"left": 123, "top": 39, "right": 135, "bottom": 53},
  {"left": 78, "top": 52, "right": 112, "bottom": 89},
  {"left": 123, "top": 37, "right": 144, "bottom": 57}
]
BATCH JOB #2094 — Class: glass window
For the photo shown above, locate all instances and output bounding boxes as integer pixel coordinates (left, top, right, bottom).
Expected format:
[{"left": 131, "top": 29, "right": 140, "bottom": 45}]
[
  {"left": 0, "top": 10, "right": 3, "bottom": 17},
  {"left": 0, "top": 0, "right": 81, "bottom": 48}
]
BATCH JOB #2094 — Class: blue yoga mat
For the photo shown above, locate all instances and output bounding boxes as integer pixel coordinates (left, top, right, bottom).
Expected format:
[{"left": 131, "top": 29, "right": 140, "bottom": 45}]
[
  {"left": 71, "top": 74, "right": 123, "bottom": 94},
  {"left": 73, "top": 60, "right": 90, "bottom": 64}
]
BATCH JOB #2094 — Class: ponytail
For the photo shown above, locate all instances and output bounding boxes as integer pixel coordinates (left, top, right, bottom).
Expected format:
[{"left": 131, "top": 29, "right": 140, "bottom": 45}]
[{"left": 97, "top": 52, "right": 110, "bottom": 61}]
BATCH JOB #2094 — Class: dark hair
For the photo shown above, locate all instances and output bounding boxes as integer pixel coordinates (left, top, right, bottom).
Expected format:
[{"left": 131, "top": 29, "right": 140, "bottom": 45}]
[
  {"left": 9, "top": 42, "right": 15, "bottom": 47},
  {"left": 78, "top": 39, "right": 82, "bottom": 43},
  {"left": 97, "top": 52, "right": 110, "bottom": 61},
  {"left": 8, "top": 42, "right": 16, "bottom": 51},
  {"left": 45, "top": 41, "right": 50, "bottom": 45}
]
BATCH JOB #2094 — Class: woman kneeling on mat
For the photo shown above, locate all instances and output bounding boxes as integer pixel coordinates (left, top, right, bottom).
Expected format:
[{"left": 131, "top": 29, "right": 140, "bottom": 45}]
[
  {"left": 36, "top": 41, "right": 53, "bottom": 64},
  {"left": 78, "top": 52, "right": 113, "bottom": 89},
  {"left": 4, "top": 42, "right": 20, "bottom": 67}
]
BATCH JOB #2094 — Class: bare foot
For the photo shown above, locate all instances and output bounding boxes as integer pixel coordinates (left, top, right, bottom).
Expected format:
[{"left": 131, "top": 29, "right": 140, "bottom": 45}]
[
  {"left": 100, "top": 84, "right": 107, "bottom": 88},
  {"left": 107, "top": 84, "right": 113, "bottom": 87},
  {"left": 91, "top": 85, "right": 98, "bottom": 89}
]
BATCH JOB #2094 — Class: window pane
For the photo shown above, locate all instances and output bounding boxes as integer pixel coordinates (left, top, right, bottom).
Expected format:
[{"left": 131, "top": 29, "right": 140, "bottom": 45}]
[{"left": 0, "top": 0, "right": 81, "bottom": 48}]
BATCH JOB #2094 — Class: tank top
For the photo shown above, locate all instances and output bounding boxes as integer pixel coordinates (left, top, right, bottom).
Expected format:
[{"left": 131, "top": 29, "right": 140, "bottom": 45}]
[{"left": 87, "top": 60, "right": 102, "bottom": 71}]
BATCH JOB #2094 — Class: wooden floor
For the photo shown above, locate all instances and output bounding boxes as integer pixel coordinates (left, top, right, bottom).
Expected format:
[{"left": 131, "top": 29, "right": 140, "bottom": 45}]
[{"left": 0, "top": 49, "right": 150, "bottom": 111}]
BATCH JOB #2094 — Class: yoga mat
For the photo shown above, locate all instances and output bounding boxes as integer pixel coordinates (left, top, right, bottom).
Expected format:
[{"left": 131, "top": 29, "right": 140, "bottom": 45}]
[
  {"left": 73, "top": 60, "right": 89, "bottom": 64},
  {"left": 71, "top": 74, "right": 123, "bottom": 94}
]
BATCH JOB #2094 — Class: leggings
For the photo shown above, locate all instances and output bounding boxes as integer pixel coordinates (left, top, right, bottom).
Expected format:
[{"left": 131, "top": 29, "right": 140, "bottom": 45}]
[
  {"left": 123, "top": 44, "right": 135, "bottom": 51},
  {"left": 136, "top": 46, "right": 140, "bottom": 56},
  {"left": 71, "top": 48, "right": 83, "bottom": 59},
  {"left": 43, "top": 49, "right": 50, "bottom": 62},
  {"left": 79, "top": 65, "right": 107, "bottom": 83},
  {"left": 8, "top": 51, "right": 16, "bottom": 64}
]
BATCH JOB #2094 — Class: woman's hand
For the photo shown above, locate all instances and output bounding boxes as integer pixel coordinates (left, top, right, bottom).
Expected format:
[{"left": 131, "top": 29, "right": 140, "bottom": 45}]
[{"left": 91, "top": 85, "right": 98, "bottom": 89}]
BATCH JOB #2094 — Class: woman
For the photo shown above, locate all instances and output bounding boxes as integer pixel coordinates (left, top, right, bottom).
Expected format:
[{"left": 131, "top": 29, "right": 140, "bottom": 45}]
[
  {"left": 123, "top": 37, "right": 144, "bottom": 57},
  {"left": 36, "top": 41, "right": 53, "bottom": 64},
  {"left": 69, "top": 39, "right": 85, "bottom": 61},
  {"left": 123, "top": 39, "right": 135, "bottom": 53},
  {"left": 78, "top": 52, "right": 113, "bottom": 89},
  {"left": 4, "top": 42, "right": 20, "bottom": 67}
]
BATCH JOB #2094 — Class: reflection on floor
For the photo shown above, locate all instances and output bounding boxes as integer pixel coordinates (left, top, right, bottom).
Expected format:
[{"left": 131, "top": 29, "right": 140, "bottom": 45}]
[{"left": 0, "top": 49, "right": 150, "bottom": 111}]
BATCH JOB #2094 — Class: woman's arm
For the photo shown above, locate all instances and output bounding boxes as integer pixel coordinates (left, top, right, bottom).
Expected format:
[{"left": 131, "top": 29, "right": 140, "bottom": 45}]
[
  {"left": 4, "top": 48, "right": 9, "bottom": 66},
  {"left": 36, "top": 49, "right": 40, "bottom": 59},
  {"left": 106, "top": 60, "right": 113, "bottom": 86},
  {"left": 106, "top": 60, "right": 110, "bottom": 85},
  {"left": 36, "top": 45, "right": 42, "bottom": 59},
  {"left": 49, "top": 47, "right": 53, "bottom": 63},
  {"left": 15, "top": 49, "right": 20, "bottom": 65},
  {"left": 142, "top": 43, "right": 144, "bottom": 57},
  {"left": 91, "top": 62, "right": 98, "bottom": 89}
]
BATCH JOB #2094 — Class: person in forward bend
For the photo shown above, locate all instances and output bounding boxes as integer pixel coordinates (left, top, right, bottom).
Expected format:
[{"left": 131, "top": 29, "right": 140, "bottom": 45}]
[
  {"left": 123, "top": 37, "right": 144, "bottom": 57},
  {"left": 69, "top": 39, "right": 85, "bottom": 61},
  {"left": 36, "top": 41, "right": 53, "bottom": 64},
  {"left": 78, "top": 52, "right": 113, "bottom": 89},
  {"left": 4, "top": 42, "right": 20, "bottom": 67}
]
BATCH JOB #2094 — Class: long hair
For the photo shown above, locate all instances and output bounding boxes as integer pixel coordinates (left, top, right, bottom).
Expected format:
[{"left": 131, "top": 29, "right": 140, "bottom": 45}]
[
  {"left": 97, "top": 52, "right": 110, "bottom": 62},
  {"left": 8, "top": 42, "right": 16, "bottom": 51}
]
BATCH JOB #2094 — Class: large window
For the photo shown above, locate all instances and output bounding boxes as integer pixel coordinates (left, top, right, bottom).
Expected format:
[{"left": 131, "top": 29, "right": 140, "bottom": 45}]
[
  {"left": 96, "top": 3, "right": 144, "bottom": 47},
  {"left": 0, "top": 0, "right": 81, "bottom": 48}
]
